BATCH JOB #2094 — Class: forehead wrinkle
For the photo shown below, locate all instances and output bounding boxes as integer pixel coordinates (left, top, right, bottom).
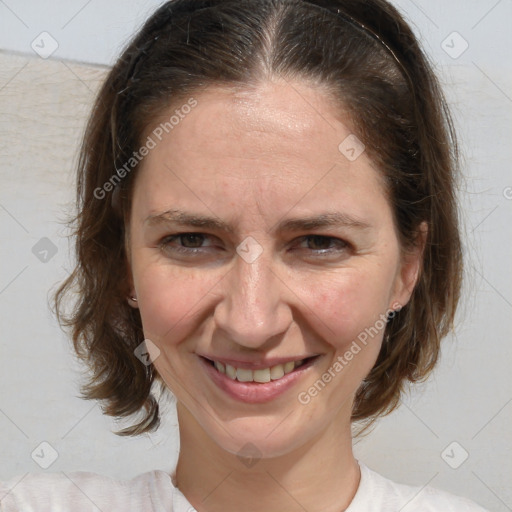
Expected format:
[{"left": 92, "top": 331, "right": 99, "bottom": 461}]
[{"left": 144, "top": 208, "right": 372, "bottom": 237}]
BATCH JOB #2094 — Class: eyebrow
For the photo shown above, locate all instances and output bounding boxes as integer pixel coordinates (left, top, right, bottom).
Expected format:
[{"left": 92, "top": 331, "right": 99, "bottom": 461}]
[{"left": 145, "top": 209, "right": 372, "bottom": 233}]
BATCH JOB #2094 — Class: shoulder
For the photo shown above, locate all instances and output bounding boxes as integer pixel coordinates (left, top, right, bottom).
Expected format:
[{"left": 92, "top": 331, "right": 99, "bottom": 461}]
[
  {"left": 0, "top": 469, "right": 176, "bottom": 512},
  {"left": 348, "top": 461, "right": 490, "bottom": 512}
]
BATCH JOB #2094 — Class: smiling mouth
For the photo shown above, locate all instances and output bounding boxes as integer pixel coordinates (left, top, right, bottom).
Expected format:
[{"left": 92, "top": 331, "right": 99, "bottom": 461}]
[{"left": 202, "top": 356, "right": 317, "bottom": 383}]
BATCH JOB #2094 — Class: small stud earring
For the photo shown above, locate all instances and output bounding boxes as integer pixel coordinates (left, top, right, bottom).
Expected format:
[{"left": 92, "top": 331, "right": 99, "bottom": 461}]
[{"left": 130, "top": 296, "right": 138, "bottom": 302}]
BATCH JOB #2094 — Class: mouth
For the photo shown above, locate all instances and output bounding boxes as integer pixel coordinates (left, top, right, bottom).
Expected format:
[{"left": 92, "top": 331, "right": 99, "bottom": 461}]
[
  {"left": 202, "top": 356, "right": 316, "bottom": 383},
  {"left": 199, "top": 355, "right": 320, "bottom": 403}
]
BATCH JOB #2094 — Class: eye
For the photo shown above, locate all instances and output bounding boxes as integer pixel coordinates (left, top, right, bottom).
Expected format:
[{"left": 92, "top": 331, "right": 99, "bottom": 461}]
[
  {"left": 176, "top": 233, "right": 208, "bottom": 248},
  {"left": 158, "top": 233, "right": 218, "bottom": 255},
  {"left": 157, "top": 233, "right": 350, "bottom": 260},
  {"left": 295, "top": 235, "right": 349, "bottom": 255}
]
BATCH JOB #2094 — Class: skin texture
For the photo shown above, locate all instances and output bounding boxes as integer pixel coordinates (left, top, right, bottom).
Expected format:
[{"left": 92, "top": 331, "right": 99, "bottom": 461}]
[{"left": 126, "top": 78, "right": 424, "bottom": 512}]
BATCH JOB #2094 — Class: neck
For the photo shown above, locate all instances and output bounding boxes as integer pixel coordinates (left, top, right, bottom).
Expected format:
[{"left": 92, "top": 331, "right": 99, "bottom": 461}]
[{"left": 174, "top": 404, "right": 360, "bottom": 512}]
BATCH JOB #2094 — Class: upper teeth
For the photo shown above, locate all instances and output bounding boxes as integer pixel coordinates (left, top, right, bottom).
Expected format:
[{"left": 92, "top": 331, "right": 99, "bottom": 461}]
[{"left": 213, "top": 360, "right": 303, "bottom": 383}]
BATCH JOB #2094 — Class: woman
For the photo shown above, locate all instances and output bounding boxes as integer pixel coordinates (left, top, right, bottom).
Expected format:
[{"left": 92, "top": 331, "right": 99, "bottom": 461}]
[{"left": 0, "top": 0, "right": 490, "bottom": 510}]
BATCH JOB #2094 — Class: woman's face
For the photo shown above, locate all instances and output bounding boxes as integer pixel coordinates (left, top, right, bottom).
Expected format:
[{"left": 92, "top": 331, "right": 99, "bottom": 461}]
[{"left": 126, "top": 79, "right": 422, "bottom": 458}]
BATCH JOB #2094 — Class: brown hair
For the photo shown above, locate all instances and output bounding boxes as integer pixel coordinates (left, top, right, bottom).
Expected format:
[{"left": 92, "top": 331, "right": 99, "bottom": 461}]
[{"left": 54, "top": 0, "right": 462, "bottom": 436}]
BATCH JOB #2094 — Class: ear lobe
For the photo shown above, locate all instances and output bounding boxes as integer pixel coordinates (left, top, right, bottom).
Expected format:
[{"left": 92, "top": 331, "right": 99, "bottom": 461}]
[
  {"left": 123, "top": 242, "right": 138, "bottom": 308},
  {"left": 127, "top": 293, "right": 139, "bottom": 308},
  {"left": 392, "top": 221, "right": 428, "bottom": 308},
  {"left": 125, "top": 263, "right": 138, "bottom": 309}
]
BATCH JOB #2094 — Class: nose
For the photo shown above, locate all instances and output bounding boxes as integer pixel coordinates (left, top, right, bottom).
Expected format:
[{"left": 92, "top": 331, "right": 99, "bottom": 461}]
[{"left": 213, "top": 249, "right": 293, "bottom": 349}]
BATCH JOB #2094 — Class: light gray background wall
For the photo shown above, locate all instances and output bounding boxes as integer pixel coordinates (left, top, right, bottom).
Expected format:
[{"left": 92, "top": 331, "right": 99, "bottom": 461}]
[{"left": 0, "top": 1, "right": 511, "bottom": 510}]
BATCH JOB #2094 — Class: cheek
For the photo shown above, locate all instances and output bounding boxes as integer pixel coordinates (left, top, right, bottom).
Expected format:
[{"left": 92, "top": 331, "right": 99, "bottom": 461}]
[
  {"left": 134, "top": 261, "right": 218, "bottom": 343},
  {"left": 302, "top": 266, "right": 394, "bottom": 350}
]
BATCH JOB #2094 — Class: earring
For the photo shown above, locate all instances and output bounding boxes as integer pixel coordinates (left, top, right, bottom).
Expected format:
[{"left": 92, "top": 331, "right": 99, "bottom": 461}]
[{"left": 130, "top": 296, "right": 137, "bottom": 302}]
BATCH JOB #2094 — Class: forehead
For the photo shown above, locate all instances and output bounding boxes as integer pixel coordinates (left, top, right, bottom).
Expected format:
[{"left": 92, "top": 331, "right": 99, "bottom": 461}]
[
  {"left": 132, "top": 79, "right": 390, "bottom": 226},
  {"left": 147, "top": 79, "right": 356, "bottom": 164}
]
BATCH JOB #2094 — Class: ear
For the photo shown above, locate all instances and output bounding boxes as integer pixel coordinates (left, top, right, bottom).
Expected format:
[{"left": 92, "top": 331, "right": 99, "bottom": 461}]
[
  {"left": 124, "top": 227, "right": 139, "bottom": 309},
  {"left": 127, "top": 294, "right": 139, "bottom": 308},
  {"left": 126, "top": 272, "right": 139, "bottom": 309},
  {"left": 390, "top": 221, "right": 428, "bottom": 309}
]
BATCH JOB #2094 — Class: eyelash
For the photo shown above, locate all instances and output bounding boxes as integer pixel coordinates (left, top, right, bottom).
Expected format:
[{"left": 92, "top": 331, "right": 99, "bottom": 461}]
[{"left": 158, "top": 233, "right": 350, "bottom": 257}]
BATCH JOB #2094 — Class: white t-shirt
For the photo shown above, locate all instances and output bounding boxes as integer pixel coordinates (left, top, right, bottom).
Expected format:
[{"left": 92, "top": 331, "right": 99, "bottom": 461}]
[{"left": 0, "top": 460, "right": 489, "bottom": 511}]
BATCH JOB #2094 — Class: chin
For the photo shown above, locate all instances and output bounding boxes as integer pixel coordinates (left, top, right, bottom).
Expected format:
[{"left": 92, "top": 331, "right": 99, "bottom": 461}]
[
  {"left": 194, "top": 403, "right": 337, "bottom": 462},
  {"left": 212, "top": 423, "right": 310, "bottom": 461}
]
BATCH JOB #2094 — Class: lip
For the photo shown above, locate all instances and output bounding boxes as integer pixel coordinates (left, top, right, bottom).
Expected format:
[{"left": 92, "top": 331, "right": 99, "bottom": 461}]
[{"left": 199, "top": 355, "right": 319, "bottom": 404}]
